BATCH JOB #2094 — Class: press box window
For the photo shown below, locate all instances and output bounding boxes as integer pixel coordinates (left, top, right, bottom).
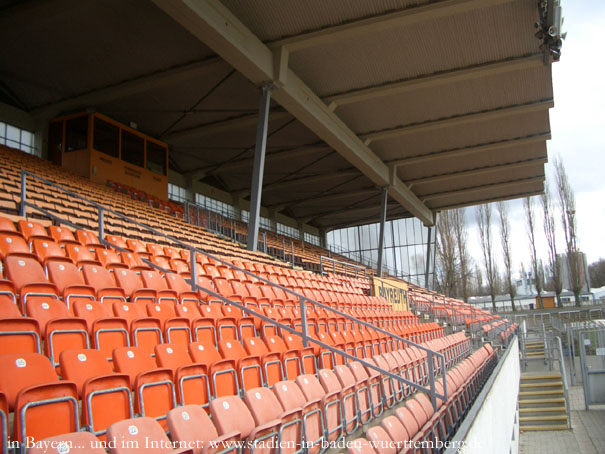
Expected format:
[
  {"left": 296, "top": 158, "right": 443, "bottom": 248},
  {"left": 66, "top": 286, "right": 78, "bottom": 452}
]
[
  {"left": 65, "top": 116, "right": 88, "bottom": 152},
  {"left": 146, "top": 141, "right": 167, "bottom": 176},
  {"left": 121, "top": 130, "right": 144, "bottom": 168},
  {"left": 93, "top": 117, "right": 119, "bottom": 158}
]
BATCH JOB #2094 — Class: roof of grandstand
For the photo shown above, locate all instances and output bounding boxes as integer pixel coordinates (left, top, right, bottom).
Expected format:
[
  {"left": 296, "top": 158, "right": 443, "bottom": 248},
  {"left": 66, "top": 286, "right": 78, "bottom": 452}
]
[{"left": 0, "top": 0, "right": 556, "bottom": 229}]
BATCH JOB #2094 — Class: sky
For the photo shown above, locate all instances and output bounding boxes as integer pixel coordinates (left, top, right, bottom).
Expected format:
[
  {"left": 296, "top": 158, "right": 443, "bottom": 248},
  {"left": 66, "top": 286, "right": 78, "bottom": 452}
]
[{"left": 466, "top": 0, "right": 605, "bottom": 276}]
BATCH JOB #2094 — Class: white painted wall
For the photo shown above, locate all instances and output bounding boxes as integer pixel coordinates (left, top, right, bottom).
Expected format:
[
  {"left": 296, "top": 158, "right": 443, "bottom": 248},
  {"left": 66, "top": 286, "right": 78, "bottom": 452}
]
[{"left": 459, "top": 338, "right": 520, "bottom": 454}]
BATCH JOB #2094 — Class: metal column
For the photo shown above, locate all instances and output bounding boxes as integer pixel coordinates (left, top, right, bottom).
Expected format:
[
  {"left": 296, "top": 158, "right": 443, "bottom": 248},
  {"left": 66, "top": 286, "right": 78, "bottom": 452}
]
[
  {"left": 425, "top": 226, "right": 433, "bottom": 289},
  {"left": 247, "top": 84, "right": 272, "bottom": 251},
  {"left": 376, "top": 186, "right": 388, "bottom": 277}
]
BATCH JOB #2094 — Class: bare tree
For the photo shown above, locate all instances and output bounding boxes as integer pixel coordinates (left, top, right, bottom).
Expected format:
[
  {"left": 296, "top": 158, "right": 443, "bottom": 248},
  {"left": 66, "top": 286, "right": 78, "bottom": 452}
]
[
  {"left": 555, "top": 157, "right": 583, "bottom": 306},
  {"left": 497, "top": 202, "right": 516, "bottom": 311},
  {"left": 452, "top": 208, "right": 471, "bottom": 302},
  {"left": 589, "top": 258, "right": 605, "bottom": 288},
  {"left": 541, "top": 184, "right": 563, "bottom": 307},
  {"left": 524, "top": 196, "right": 544, "bottom": 309},
  {"left": 435, "top": 211, "right": 458, "bottom": 297},
  {"left": 476, "top": 204, "right": 498, "bottom": 311}
]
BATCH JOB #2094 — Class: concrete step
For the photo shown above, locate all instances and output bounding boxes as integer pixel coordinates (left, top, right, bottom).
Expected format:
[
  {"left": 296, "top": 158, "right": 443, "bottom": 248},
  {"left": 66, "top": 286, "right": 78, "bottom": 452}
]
[
  {"left": 521, "top": 425, "right": 569, "bottom": 431},
  {"left": 519, "top": 398, "right": 566, "bottom": 408},
  {"left": 519, "top": 390, "right": 564, "bottom": 397},
  {"left": 521, "top": 374, "right": 562, "bottom": 381},
  {"left": 520, "top": 415, "right": 568, "bottom": 422},
  {"left": 519, "top": 407, "right": 567, "bottom": 414},
  {"left": 520, "top": 381, "right": 563, "bottom": 389}
]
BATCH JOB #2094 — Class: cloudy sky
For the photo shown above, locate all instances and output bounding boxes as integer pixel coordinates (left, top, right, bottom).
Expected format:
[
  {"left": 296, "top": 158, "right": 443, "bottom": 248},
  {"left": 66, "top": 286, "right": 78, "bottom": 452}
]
[{"left": 466, "top": 0, "right": 605, "bottom": 275}]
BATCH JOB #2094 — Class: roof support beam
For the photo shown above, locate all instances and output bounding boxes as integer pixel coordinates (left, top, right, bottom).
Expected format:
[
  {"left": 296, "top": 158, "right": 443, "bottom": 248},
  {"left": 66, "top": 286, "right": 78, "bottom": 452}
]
[
  {"left": 262, "top": 170, "right": 361, "bottom": 193},
  {"left": 421, "top": 176, "right": 545, "bottom": 201},
  {"left": 270, "top": 0, "right": 516, "bottom": 52},
  {"left": 362, "top": 99, "right": 554, "bottom": 144},
  {"left": 408, "top": 157, "right": 548, "bottom": 187},
  {"left": 326, "top": 54, "right": 544, "bottom": 107},
  {"left": 166, "top": 110, "right": 291, "bottom": 141},
  {"left": 308, "top": 203, "right": 398, "bottom": 222},
  {"left": 152, "top": 0, "right": 434, "bottom": 226},
  {"left": 430, "top": 190, "right": 544, "bottom": 211},
  {"left": 388, "top": 132, "right": 551, "bottom": 167},
  {"left": 270, "top": 187, "right": 379, "bottom": 211},
  {"left": 31, "top": 57, "right": 223, "bottom": 118}
]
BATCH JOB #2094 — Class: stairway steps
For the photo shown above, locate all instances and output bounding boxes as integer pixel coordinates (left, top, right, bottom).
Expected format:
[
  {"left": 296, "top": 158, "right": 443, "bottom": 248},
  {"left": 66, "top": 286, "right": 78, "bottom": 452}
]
[
  {"left": 518, "top": 398, "right": 565, "bottom": 405},
  {"left": 519, "top": 407, "right": 566, "bottom": 413},
  {"left": 521, "top": 425, "right": 569, "bottom": 431},
  {"left": 520, "top": 415, "right": 568, "bottom": 422},
  {"left": 519, "top": 390, "right": 564, "bottom": 397},
  {"left": 520, "top": 381, "right": 563, "bottom": 389},
  {"left": 521, "top": 374, "right": 561, "bottom": 381}
]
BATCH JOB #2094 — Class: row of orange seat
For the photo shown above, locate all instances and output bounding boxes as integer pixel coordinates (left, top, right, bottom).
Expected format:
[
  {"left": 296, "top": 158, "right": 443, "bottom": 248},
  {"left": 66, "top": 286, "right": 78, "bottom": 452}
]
[
  {"left": 0, "top": 331, "right": 471, "bottom": 450},
  {"left": 349, "top": 344, "right": 496, "bottom": 454}
]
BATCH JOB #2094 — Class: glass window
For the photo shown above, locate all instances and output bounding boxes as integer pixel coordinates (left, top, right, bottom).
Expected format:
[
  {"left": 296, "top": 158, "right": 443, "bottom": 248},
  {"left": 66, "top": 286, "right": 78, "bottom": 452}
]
[
  {"left": 65, "top": 116, "right": 88, "bottom": 152},
  {"left": 0, "top": 121, "right": 38, "bottom": 156},
  {"left": 93, "top": 118, "right": 119, "bottom": 158},
  {"left": 168, "top": 183, "right": 187, "bottom": 202},
  {"left": 121, "top": 130, "right": 144, "bottom": 168},
  {"left": 304, "top": 232, "right": 320, "bottom": 246},
  {"left": 146, "top": 141, "right": 167, "bottom": 175}
]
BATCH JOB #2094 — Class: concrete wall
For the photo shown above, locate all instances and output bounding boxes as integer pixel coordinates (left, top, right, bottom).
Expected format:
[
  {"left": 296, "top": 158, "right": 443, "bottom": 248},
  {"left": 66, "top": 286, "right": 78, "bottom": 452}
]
[{"left": 457, "top": 338, "right": 520, "bottom": 454}]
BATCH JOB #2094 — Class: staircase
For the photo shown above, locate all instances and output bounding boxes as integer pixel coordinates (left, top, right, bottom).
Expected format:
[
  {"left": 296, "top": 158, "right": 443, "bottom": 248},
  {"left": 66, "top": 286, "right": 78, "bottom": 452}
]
[
  {"left": 518, "top": 374, "right": 569, "bottom": 431},
  {"left": 524, "top": 340, "right": 546, "bottom": 361}
]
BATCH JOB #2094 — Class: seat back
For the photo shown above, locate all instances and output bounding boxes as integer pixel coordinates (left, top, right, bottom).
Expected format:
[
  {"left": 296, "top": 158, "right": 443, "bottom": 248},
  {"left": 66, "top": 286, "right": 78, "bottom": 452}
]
[
  {"left": 0, "top": 352, "right": 58, "bottom": 410},
  {"left": 167, "top": 405, "right": 219, "bottom": 454},
  {"left": 59, "top": 348, "right": 113, "bottom": 394},
  {"left": 27, "top": 431, "right": 105, "bottom": 454},
  {"left": 106, "top": 417, "right": 171, "bottom": 454},
  {"left": 154, "top": 343, "right": 192, "bottom": 372},
  {"left": 111, "top": 346, "right": 157, "bottom": 384},
  {"left": 209, "top": 396, "right": 255, "bottom": 439}
]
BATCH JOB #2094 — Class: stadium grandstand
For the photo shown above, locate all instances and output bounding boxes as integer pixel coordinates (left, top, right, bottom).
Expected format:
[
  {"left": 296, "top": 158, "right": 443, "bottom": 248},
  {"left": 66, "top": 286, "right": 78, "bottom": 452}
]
[{"left": 0, "top": 0, "right": 563, "bottom": 453}]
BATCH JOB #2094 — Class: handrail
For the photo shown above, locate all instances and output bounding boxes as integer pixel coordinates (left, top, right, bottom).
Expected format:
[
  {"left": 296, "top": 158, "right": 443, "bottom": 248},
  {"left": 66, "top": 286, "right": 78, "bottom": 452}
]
[
  {"left": 320, "top": 255, "right": 367, "bottom": 278},
  {"left": 20, "top": 170, "right": 449, "bottom": 409},
  {"left": 555, "top": 336, "right": 571, "bottom": 429}
]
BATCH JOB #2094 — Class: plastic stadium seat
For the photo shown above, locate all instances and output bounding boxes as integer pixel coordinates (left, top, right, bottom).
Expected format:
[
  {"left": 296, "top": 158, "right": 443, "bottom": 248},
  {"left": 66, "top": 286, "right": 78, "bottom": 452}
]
[
  {"left": 105, "top": 234, "right": 128, "bottom": 251},
  {"left": 65, "top": 243, "right": 101, "bottom": 265},
  {"left": 348, "top": 361, "right": 383, "bottom": 417},
  {"left": 0, "top": 353, "right": 79, "bottom": 443},
  {"left": 141, "top": 270, "right": 179, "bottom": 303},
  {"left": 81, "top": 264, "right": 126, "bottom": 302},
  {"left": 154, "top": 343, "right": 210, "bottom": 409},
  {"left": 73, "top": 300, "right": 129, "bottom": 358},
  {"left": 32, "top": 238, "right": 67, "bottom": 264},
  {"left": 0, "top": 231, "right": 34, "bottom": 259},
  {"left": 18, "top": 219, "right": 52, "bottom": 242},
  {"left": 264, "top": 335, "right": 303, "bottom": 380},
  {"left": 165, "top": 272, "right": 199, "bottom": 303},
  {"left": 242, "top": 336, "right": 285, "bottom": 387},
  {"left": 106, "top": 417, "right": 190, "bottom": 454},
  {"left": 272, "top": 380, "right": 324, "bottom": 453},
  {"left": 121, "top": 251, "right": 152, "bottom": 271},
  {"left": 282, "top": 333, "right": 316, "bottom": 374},
  {"left": 112, "top": 346, "right": 176, "bottom": 425},
  {"left": 395, "top": 406, "right": 420, "bottom": 441},
  {"left": 46, "top": 259, "right": 96, "bottom": 308},
  {"left": 26, "top": 299, "right": 89, "bottom": 366},
  {"left": 59, "top": 349, "right": 132, "bottom": 436},
  {"left": 114, "top": 268, "right": 157, "bottom": 303},
  {"left": 75, "top": 230, "right": 102, "bottom": 248},
  {"left": 335, "top": 364, "right": 372, "bottom": 424},
  {"left": 167, "top": 405, "right": 240, "bottom": 454},
  {"left": 27, "top": 431, "right": 106, "bottom": 454},
  {"left": 96, "top": 248, "right": 126, "bottom": 269},
  {"left": 244, "top": 387, "right": 302, "bottom": 454},
  {"left": 294, "top": 374, "right": 342, "bottom": 445},
  {"left": 189, "top": 341, "right": 239, "bottom": 399},
  {"left": 113, "top": 302, "right": 163, "bottom": 355},
  {"left": 218, "top": 338, "right": 264, "bottom": 392},
  {"left": 48, "top": 225, "right": 79, "bottom": 245},
  {"left": 210, "top": 395, "right": 280, "bottom": 454},
  {"left": 381, "top": 416, "right": 409, "bottom": 452},
  {"left": 318, "top": 368, "right": 359, "bottom": 434},
  {"left": 0, "top": 216, "right": 16, "bottom": 232},
  {"left": 146, "top": 302, "right": 191, "bottom": 345}
]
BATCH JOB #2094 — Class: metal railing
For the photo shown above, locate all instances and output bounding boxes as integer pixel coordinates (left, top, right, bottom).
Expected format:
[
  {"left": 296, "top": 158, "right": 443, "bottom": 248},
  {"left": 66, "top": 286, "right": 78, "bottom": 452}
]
[
  {"left": 20, "top": 170, "right": 449, "bottom": 410},
  {"left": 319, "top": 256, "right": 367, "bottom": 278},
  {"left": 546, "top": 335, "right": 571, "bottom": 428}
]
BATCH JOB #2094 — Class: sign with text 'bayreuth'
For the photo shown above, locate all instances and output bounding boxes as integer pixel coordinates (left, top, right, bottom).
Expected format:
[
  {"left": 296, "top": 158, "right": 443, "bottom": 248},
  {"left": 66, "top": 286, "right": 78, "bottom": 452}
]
[{"left": 372, "top": 277, "right": 409, "bottom": 311}]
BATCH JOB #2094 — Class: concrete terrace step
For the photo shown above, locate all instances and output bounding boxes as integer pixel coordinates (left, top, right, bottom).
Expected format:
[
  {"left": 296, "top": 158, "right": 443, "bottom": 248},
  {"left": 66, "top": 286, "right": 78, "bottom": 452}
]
[
  {"left": 518, "top": 398, "right": 566, "bottom": 405},
  {"left": 520, "top": 381, "right": 563, "bottom": 389},
  {"left": 519, "top": 407, "right": 567, "bottom": 413},
  {"left": 520, "top": 415, "right": 568, "bottom": 422},
  {"left": 521, "top": 374, "right": 562, "bottom": 381},
  {"left": 520, "top": 425, "right": 569, "bottom": 431},
  {"left": 519, "top": 390, "right": 564, "bottom": 397}
]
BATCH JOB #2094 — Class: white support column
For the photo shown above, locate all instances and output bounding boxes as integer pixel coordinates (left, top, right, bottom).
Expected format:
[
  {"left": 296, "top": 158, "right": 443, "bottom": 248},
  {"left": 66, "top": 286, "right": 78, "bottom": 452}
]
[
  {"left": 247, "top": 84, "right": 273, "bottom": 251},
  {"left": 376, "top": 186, "right": 389, "bottom": 277}
]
